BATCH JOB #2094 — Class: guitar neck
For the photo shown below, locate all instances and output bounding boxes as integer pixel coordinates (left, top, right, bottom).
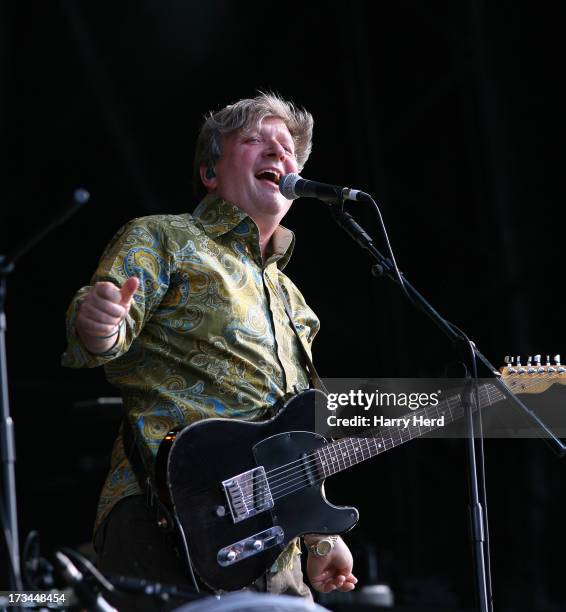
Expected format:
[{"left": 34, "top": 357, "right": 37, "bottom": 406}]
[{"left": 318, "top": 382, "right": 505, "bottom": 477}]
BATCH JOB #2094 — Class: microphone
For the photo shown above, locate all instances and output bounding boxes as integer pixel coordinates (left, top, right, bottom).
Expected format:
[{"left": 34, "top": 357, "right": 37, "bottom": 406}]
[{"left": 279, "top": 173, "right": 370, "bottom": 203}]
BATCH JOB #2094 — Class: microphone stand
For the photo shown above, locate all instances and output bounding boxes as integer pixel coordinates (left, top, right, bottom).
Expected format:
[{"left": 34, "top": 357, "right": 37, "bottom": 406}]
[
  {"left": 326, "top": 196, "right": 566, "bottom": 612},
  {"left": 0, "top": 188, "right": 89, "bottom": 591}
]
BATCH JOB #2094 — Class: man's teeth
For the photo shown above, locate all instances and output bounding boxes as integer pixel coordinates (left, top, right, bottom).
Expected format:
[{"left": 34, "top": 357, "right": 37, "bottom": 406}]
[{"left": 256, "top": 171, "right": 280, "bottom": 184}]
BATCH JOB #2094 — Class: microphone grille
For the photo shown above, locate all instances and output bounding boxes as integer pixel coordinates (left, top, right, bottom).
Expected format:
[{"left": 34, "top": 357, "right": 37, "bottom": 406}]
[{"left": 279, "top": 173, "right": 301, "bottom": 200}]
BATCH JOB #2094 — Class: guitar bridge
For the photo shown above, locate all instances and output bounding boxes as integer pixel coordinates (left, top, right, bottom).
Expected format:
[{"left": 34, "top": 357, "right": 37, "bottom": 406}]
[{"left": 222, "top": 466, "right": 273, "bottom": 523}]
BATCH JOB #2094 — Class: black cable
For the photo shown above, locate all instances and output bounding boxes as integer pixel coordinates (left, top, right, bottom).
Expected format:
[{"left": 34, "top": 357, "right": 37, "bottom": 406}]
[
  {"left": 59, "top": 547, "right": 116, "bottom": 594},
  {"left": 174, "top": 514, "right": 201, "bottom": 593},
  {"left": 365, "top": 195, "right": 494, "bottom": 611},
  {"left": 366, "top": 196, "right": 411, "bottom": 301},
  {"left": 60, "top": 546, "right": 203, "bottom": 606}
]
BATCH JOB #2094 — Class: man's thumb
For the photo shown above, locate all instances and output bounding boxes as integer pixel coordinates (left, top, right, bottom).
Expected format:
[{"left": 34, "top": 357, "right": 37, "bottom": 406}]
[{"left": 120, "top": 276, "right": 140, "bottom": 306}]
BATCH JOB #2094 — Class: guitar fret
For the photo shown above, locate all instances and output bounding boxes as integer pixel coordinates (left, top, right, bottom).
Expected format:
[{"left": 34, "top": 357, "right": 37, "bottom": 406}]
[
  {"left": 326, "top": 444, "right": 335, "bottom": 476},
  {"left": 330, "top": 443, "right": 340, "bottom": 474},
  {"left": 318, "top": 447, "right": 324, "bottom": 477},
  {"left": 361, "top": 439, "right": 366, "bottom": 460},
  {"left": 341, "top": 441, "right": 349, "bottom": 468},
  {"left": 350, "top": 438, "right": 364, "bottom": 463},
  {"left": 348, "top": 439, "right": 357, "bottom": 466},
  {"left": 345, "top": 439, "right": 356, "bottom": 467},
  {"left": 349, "top": 440, "right": 356, "bottom": 465},
  {"left": 320, "top": 445, "right": 330, "bottom": 476},
  {"left": 327, "top": 444, "right": 335, "bottom": 476},
  {"left": 391, "top": 426, "right": 404, "bottom": 446},
  {"left": 345, "top": 441, "right": 352, "bottom": 467},
  {"left": 338, "top": 442, "right": 346, "bottom": 470},
  {"left": 340, "top": 440, "right": 350, "bottom": 469},
  {"left": 338, "top": 440, "right": 347, "bottom": 470},
  {"left": 338, "top": 442, "right": 345, "bottom": 470},
  {"left": 327, "top": 443, "right": 336, "bottom": 474}
]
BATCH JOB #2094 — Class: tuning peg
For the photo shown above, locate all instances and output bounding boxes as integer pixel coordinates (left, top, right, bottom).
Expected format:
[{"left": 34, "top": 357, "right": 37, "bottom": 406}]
[
  {"left": 554, "top": 354, "right": 566, "bottom": 373},
  {"left": 504, "top": 356, "right": 517, "bottom": 373},
  {"left": 547, "top": 354, "right": 556, "bottom": 373},
  {"left": 534, "top": 354, "right": 545, "bottom": 373},
  {"left": 516, "top": 355, "right": 522, "bottom": 366},
  {"left": 527, "top": 356, "right": 536, "bottom": 374}
]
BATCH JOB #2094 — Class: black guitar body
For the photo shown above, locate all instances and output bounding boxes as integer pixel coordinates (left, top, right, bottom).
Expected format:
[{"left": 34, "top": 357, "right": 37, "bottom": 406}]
[{"left": 156, "top": 390, "right": 359, "bottom": 591}]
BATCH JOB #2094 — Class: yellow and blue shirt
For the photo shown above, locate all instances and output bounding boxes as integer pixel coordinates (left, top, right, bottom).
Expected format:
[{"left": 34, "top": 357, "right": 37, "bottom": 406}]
[{"left": 62, "top": 194, "right": 320, "bottom": 570}]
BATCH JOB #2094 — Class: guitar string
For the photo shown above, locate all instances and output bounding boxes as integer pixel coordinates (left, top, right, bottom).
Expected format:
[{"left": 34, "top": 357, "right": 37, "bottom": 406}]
[
  {"left": 262, "top": 372, "right": 555, "bottom": 485},
  {"left": 270, "top": 410, "right": 477, "bottom": 499},
  {"left": 265, "top": 375, "right": 557, "bottom": 497},
  {"left": 266, "top": 375, "right": 561, "bottom": 501},
  {"left": 266, "top": 390, "right": 537, "bottom": 502},
  {"left": 230, "top": 376, "right": 554, "bottom": 504},
  {"left": 231, "top": 376, "right": 555, "bottom": 507},
  {"left": 234, "top": 379, "right": 517, "bottom": 493},
  {"left": 266, "top": 374, "right": 553, "bottom": 503}
]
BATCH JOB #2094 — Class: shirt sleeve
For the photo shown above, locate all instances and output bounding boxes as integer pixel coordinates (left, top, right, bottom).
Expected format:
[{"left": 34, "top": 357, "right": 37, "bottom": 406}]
[{"left": 62, "top": 217, "right": 174, "bottom": 368}]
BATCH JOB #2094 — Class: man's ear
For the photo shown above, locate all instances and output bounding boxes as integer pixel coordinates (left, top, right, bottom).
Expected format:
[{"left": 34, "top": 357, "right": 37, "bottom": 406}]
[{"left": 200, "top": 165, "right": 217, "bottom": 191}]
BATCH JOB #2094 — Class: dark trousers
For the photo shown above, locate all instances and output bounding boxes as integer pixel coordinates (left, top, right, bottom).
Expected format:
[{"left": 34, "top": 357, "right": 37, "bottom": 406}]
[{"left": 94, "top": 495, "right": 312, "bottom": 610}]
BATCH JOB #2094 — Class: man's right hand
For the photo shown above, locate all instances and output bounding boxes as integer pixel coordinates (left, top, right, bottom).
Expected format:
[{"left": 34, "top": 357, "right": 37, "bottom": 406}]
[{"left": 76, "top": 277, "right": 140, "bottom": 354}]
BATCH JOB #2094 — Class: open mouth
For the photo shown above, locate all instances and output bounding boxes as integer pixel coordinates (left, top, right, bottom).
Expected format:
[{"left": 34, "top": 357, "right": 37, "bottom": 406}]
[{"left": 255, "top": 170, "right": 280, "bottom": 185}]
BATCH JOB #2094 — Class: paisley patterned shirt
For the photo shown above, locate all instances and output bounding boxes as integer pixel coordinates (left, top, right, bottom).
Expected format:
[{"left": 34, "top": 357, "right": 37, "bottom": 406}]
[{"left": 62, "top": 194, "right": 320, "bottom": 573}]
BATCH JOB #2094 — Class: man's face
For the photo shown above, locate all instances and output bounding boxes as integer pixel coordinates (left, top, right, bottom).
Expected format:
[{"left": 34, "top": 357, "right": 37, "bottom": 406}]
[{"left": 206, "top": 116, "right": 299, "bottom": 226}]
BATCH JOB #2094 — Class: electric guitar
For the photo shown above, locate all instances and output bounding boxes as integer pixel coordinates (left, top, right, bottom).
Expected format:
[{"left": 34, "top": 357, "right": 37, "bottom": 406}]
[{"left": 155, "top": 354, "right": 566, "bottom": 591}]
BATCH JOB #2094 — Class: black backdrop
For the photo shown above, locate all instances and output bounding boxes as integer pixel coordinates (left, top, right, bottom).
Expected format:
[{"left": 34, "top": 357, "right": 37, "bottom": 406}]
[{"left": 1, "top": 2, "right": 565, "bottom": 610}]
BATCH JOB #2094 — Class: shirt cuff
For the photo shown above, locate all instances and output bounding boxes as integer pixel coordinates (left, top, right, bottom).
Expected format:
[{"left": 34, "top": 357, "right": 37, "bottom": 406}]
[{"left": 61, "top": 293, "right": 128, "bottom": 368}]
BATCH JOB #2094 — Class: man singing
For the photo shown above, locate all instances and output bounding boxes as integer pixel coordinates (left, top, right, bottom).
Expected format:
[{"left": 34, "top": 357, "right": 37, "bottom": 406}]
[{"left": 63, "top": 93, "right": 356, "bottom": 601}]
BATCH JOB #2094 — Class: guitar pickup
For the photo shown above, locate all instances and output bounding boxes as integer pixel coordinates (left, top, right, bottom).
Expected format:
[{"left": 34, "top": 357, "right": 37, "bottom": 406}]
[
  {"left": 222, "top": 466, "right": 274, "bottom": 524},
  {"left": 217, "top": 526, "right": 284, "bottom": 567}
]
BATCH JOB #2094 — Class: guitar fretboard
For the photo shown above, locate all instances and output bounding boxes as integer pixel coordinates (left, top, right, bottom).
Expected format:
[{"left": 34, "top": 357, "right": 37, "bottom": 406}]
[{"left": 316, "top": 383, "right": 505, "bottom": 477}]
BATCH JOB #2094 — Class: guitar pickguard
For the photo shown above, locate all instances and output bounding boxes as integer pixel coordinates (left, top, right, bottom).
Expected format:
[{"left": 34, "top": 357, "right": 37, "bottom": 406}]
[{"left": 253, "top": 430, "right": 359, "bottom": 538}]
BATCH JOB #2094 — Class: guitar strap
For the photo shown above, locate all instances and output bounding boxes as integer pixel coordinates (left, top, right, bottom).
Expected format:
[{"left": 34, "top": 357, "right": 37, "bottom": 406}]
[
  {"left": 276, "top": 282, "right": 329, "bottom": 395},
  {"left": 122, "top": 416, "right": 175, "bottom": 532}
]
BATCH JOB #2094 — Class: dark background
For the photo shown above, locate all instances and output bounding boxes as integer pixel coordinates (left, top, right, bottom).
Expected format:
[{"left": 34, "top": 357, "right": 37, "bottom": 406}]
[{"left": 1, "top": 1, "right": 565, "bottom": 610}]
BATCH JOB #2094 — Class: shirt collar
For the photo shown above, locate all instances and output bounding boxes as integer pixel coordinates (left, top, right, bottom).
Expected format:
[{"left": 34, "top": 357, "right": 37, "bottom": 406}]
[
  {"left": 192, "top": 193, "right": 295, "bottom": 270},
  {"left": 193, "top": 193, "right": 248, "bottom": 238},
  {"left": 266, "top": 225, "right": 295, "bottom": 270}
]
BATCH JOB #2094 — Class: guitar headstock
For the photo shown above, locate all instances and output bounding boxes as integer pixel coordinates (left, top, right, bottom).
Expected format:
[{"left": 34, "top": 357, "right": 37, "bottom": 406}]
[{"left": 500, "top": 354, "right": 566, "bottom": 394}]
